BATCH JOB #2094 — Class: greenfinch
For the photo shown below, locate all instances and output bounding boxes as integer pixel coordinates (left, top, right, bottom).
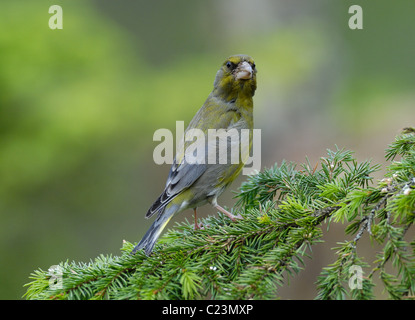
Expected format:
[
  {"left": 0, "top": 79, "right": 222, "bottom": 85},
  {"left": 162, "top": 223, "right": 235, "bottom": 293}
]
[{"left": 132, "top": 54, "right": 257, "bottom": 255}]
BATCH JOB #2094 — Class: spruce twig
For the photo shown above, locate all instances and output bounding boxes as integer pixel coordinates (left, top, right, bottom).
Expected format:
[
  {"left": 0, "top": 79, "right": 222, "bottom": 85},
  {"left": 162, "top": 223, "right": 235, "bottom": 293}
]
[{"left": 24, "top": 128, "right": 415, "bottom": 300}]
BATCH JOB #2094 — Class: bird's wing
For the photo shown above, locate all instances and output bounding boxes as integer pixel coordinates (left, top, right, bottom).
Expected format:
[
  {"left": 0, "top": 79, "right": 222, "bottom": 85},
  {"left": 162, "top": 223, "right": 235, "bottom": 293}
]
[
  {"left": 145, "top": 153, "right": 207, "bottom": 219},
  {"left": 145, "top": 97, "right": 239, "bottom": 218}
]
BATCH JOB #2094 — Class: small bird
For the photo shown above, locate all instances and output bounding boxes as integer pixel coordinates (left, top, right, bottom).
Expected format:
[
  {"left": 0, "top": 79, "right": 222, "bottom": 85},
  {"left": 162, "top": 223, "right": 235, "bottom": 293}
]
[{"left": 131, "top": 54, "right": 257, "bottom": 255}]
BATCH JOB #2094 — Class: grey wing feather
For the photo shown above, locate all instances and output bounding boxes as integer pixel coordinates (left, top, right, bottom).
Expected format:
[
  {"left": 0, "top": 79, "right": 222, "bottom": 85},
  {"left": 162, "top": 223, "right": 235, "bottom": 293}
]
[{"left": 145, "top": 157, "right": 207, "bottom": 218}]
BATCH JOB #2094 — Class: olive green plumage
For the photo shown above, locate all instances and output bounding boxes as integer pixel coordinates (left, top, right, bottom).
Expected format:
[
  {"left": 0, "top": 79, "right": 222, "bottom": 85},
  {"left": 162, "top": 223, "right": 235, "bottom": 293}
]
[{"left": 132, "top": 54, "right": 257, "bottom": 255}]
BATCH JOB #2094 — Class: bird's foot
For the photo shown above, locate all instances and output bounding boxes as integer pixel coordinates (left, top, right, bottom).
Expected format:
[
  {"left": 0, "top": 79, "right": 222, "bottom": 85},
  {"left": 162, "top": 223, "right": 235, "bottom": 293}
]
[
  {"left": 214, "top": 204, "right": 243, "bottom": 222},
  {"left": 194, "top": 222, "right": 210, "bottom": 230},
  {"left": 230, "top": 213, "right": 243, "bottom": 221}
]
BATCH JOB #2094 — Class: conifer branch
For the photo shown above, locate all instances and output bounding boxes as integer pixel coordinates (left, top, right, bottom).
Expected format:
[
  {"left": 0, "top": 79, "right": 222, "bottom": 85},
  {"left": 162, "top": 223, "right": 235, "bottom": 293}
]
[{"left": 24, "top": 128, "right": 415, "bottom": 300}]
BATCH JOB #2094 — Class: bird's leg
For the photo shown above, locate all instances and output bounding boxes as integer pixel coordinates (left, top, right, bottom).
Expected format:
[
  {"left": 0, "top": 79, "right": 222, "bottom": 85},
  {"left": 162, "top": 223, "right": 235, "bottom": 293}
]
[
  {"left": 213, "top": 204, "right": 243, "bottom": 222},
  {"left": 193, "top": 208, "right": 200, "bottom": 230}
]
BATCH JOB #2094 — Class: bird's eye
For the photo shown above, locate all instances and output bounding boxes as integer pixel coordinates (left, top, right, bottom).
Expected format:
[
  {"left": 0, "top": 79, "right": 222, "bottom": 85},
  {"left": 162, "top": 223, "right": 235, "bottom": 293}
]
[
  {"left": 251, "top": 63, "right": 256, "bottom": 69},
  {"left": 226, "top": 61, "right": 234, "bottom": 69}
]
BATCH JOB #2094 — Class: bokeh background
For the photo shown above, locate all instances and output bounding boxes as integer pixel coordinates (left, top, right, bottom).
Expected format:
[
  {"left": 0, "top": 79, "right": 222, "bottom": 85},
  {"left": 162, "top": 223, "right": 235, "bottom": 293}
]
[{"left": 1, "top": 0, "right": 414, "bottom": 299}]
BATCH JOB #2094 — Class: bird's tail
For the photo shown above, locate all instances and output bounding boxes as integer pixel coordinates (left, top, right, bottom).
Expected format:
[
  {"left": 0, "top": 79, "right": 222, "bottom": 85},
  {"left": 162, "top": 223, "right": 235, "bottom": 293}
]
[{"left": 131, "top": 204, "right": 178, "bottom": 256}]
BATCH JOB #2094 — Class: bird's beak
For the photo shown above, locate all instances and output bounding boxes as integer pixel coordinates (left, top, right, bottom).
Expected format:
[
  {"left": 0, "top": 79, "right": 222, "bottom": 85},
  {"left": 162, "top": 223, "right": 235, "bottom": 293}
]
[{"left": 235, "top": 61, "right": 253, "bottom": 80}]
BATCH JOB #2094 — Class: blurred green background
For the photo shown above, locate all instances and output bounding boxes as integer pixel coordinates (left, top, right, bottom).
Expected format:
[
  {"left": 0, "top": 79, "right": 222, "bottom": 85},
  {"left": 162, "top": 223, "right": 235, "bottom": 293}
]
[{"left": 1, "top": 0, "right": 414, "bottom": 299}]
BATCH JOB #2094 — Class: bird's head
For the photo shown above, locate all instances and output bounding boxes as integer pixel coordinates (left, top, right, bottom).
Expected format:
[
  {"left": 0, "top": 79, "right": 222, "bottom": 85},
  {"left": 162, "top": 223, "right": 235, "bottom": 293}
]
[{"left": 213, "top": 54, "right": 257, "bottom": 103}]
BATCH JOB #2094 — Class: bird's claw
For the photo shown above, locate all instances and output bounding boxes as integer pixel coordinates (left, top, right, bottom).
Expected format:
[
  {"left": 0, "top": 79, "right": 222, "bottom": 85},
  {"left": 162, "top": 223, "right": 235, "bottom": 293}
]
[{"left": 229, "top": 213, "right": 243, "bottom": 222}]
